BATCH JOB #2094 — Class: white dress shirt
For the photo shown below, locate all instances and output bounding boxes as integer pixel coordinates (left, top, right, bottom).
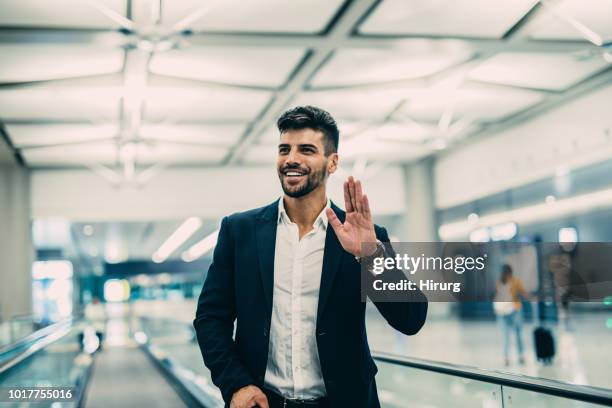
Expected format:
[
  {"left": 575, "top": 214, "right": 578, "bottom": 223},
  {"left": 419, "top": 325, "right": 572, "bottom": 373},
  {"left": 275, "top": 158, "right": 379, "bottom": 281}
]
[{"left": 264, "top": 198, "right": 330, "bottom": 399}]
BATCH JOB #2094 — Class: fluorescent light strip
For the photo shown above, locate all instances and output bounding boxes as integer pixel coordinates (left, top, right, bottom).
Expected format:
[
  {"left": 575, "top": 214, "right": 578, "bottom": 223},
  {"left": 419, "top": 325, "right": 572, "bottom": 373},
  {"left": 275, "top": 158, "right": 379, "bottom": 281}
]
[
  {"left": 182, "top": 229, "right": 220, "bottom": 262},
  {"left": 439, "top": 187, "right": 612, "bottom": 241},
  {"left": 152, "top": 217, "right": 202, "bottom": 263}
]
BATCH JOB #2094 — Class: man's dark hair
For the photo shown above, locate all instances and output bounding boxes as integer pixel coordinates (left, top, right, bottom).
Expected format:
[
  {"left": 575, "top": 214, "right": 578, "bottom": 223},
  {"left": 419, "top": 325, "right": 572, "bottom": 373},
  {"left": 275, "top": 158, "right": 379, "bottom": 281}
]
[{"left": 276, "top": 105, "right": 339, "bottom": 155}]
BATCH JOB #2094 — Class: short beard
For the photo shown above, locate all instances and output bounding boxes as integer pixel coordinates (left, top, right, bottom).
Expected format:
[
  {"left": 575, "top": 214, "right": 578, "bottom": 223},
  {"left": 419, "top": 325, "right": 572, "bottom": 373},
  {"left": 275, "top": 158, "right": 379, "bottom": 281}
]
[{"left": 279, "top": 165, "right": 327, "bottom": 198}]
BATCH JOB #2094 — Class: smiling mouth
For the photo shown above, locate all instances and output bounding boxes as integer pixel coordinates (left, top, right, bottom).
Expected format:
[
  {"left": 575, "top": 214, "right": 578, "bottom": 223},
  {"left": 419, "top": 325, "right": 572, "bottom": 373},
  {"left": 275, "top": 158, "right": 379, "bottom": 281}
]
[{"left": 283, "top": 170, "right": 307, "bottom": 178}]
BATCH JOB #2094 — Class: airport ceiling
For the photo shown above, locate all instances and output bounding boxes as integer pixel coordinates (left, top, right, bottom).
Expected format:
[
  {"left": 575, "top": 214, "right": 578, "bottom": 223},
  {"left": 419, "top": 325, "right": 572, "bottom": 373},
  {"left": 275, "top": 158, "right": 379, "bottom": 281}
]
[
  {"left": 0, "top": 0, "right": 611, "bottom": 178},
  {"left": 68, "top": 219, "right": 220, "bottom": 263}
]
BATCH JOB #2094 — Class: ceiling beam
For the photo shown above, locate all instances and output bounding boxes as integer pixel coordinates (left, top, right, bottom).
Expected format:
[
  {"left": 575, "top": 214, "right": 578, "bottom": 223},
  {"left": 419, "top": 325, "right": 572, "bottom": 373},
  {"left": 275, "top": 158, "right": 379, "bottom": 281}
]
[
  {"left": 438, "top": 66, "right": 612, "bottom": 159},
  {"left": 0, "top": 27, "right": 596, "bottom": 54},
  {"left": 0, "top": 0, "right": 607, "bottom": 171},
  {"left": 0, "top": 73, "right": 124, "bottom": 89},
  {"left": 0, "top": 118, "right": 248, "bottom": 126},
  {"left": 147, "top": 73, "right": 276, "bottom": 92},
  {"left": 0, "top": 28, "right": 131, "bottom": 47},
  {"left": 0, "top": 123, "right": 24, "bottom": 166},
  {"left": 224, "top": 0, "right": 381, "bottom": 164}
]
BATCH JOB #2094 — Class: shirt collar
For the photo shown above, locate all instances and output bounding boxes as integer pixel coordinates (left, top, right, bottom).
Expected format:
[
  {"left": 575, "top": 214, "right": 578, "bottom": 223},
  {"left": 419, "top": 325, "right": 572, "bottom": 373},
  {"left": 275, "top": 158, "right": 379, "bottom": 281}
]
[{"left": 277, "top": 197, "right": 330, "bottom": 230}]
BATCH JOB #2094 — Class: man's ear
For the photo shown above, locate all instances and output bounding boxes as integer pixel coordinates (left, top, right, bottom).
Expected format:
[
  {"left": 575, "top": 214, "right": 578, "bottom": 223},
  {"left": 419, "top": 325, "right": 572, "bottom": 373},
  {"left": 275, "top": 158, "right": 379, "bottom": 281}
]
[{"left": 327, "top": 153, "right": 339, "bottom": 174}]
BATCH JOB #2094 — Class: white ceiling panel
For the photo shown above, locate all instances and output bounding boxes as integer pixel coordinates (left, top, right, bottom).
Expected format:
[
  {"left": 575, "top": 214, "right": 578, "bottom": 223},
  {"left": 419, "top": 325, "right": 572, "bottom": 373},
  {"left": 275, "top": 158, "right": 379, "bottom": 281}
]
[
  {"left": 22, "top": 142, "right": 118, "bottom": 166},
  {"left": 340, "top": 135, "right": 432, "bottom": 162},
  {"left": 140, "top": 124, "right": 246, "bottom": 146},
  {"left": 292, "top": 87, "right": 410, "bottom": 121},
  {"left": 359, "top": 0, "right": 538, "bottom": 39},
  {"left": 134, "top": 144, "right": 227, "bottom": 165},
  {"left": 6, "top": 123, "right": 118, "bottom": 147},
  {"left": 400, "top": 87, "right": 544, "bottom": 122},
  {"left": 242, "top": 144, "right": 276, "bottom": 165},
  {"left": 150, "top": 47, "right": 305, "bottom": 88},
  {"left": 0, "top": 87, "right": 121, "bottom": 121},
  {"left": 143, "top": 86, "right": 271, "bottom": 121},
  {"left": 355, "top": 121, "right": 438, "bottom": 143},
  {"left": 0, "top": 0, "right": 127, "bottom": 29},
  {"left": 468, "top": 52, "right": 610, "bottom": 91},
  {"left": 528, "top": 0, "right": 612, "bottom": 42},
  {"left": 161, "top": 0, "right": 344, "bottom": 34},
  {"left": 0, "top": 45, "right": 124, "bottom": 84},
  {"left": 22, "top": 142, "right": 227, "bottom": 167},
  {"left": 310, "top": 45, "right": 472, "bottom": 87}
]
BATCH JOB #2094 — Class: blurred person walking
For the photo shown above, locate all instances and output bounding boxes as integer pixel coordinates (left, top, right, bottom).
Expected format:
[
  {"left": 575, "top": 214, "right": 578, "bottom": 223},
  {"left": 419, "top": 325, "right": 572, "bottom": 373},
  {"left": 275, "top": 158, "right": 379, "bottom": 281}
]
[
  {"left": 83, "top": 297, "right": 107, "bottom": 350},
  {"left": 494, "top": 264, "right": 530, "bottom": 366}
]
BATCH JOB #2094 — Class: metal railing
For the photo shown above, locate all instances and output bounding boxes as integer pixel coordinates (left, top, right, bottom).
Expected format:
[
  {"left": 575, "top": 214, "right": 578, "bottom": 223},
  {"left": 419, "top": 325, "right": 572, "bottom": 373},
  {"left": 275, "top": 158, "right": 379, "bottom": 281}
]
[
  {"left": 0, "top": 318, "right": 74, "bottom": 372},
  {"left": 137, "top": 316, "right": 224, "bottom": 408},
  {"left": 373, "top": 351, "right": 612, "bottom": 407},
  {"left": 139, "top": 317, "right": 612, "bottom": 407},
  {"left": 0, "top": 317, "right": 96, "bottom": 408}
]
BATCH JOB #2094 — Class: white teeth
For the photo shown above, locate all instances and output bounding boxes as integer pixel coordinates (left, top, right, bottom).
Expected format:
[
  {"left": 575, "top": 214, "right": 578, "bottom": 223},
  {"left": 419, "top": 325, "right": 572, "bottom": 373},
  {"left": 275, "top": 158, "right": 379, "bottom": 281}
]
[{"left": 286, "top": 172, "right": 303, "bottom": 176}]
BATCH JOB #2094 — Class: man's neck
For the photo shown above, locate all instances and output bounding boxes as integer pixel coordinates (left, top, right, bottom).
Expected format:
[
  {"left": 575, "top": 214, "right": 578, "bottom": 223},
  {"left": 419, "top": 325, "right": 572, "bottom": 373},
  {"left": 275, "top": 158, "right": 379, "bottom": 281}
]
[{"left": 283, "top": 187, "right": 327, "bottom": 229}]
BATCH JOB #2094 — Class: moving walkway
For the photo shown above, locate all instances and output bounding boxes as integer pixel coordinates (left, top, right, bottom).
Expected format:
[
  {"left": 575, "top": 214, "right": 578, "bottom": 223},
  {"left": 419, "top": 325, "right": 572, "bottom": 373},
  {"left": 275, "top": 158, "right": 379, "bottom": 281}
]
[
  {"left": 136, "top": 317, "right": 612, "bottom": 408},
  {"left": 1, "top": 316, "right": 611, "bottom": 407},
  {"left": 0, "top": 317, "right": 189, "bottom": 408}
]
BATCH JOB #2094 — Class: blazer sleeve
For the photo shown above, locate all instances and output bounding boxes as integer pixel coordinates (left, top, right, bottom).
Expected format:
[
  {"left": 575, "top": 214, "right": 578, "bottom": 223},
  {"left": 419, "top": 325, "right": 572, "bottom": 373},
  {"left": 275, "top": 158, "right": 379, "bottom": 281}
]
[
  {"left": 193, "top": 216, "right": 255, "bottom": 403},
  {"left": 365, "top": 226, "right": 428, "bottom": 335}
]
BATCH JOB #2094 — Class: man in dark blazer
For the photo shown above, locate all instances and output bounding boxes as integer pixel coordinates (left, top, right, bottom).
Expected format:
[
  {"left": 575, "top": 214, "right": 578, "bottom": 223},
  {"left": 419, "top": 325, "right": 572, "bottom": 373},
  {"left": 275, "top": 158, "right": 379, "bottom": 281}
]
[{"left": 194, "top": 106, "right": 428, "bottom": 408}]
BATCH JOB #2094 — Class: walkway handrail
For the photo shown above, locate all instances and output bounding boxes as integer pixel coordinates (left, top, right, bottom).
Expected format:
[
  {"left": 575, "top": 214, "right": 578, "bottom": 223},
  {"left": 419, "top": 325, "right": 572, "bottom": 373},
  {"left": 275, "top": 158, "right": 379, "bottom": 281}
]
[
  {"left": 372, "top": 351, "right": 612, "bottom": 406},
  {"left": 138, "top": 317, "right": 612, "bottom": 406},
  {"left": 0, "top": 318, "right": 74, "bottom": 373}
]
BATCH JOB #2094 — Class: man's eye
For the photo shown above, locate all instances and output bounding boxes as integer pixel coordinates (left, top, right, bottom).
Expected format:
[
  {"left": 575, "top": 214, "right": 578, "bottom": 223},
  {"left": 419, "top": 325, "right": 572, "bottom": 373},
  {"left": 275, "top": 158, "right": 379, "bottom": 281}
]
[{"left": 279, "top": 148, "right": 289, "bottom": 154}]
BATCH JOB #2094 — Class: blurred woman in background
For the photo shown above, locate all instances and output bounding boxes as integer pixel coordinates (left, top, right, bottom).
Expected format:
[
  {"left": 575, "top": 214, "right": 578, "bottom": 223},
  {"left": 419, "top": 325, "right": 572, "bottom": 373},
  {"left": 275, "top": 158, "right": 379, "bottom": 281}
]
[{"left": 494, "top": 264, "right": 530, "bottom": 366}]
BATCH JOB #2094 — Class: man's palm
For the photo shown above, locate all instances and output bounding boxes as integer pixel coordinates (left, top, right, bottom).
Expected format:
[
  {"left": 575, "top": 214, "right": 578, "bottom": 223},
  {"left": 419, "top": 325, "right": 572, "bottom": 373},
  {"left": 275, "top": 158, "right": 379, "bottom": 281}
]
[{"left": 326, "top": 177, "right": 377, "bottom": 257}]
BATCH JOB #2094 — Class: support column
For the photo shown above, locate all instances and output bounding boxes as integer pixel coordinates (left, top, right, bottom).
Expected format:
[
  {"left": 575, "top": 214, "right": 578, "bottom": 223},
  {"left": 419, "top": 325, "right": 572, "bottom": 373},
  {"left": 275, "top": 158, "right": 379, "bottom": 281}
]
[
  {"left": 0, "top": 145, "right": 32, "bottom": 322},
  {"left": 402, "top": 159, "right": 438, "bottom": 241}
]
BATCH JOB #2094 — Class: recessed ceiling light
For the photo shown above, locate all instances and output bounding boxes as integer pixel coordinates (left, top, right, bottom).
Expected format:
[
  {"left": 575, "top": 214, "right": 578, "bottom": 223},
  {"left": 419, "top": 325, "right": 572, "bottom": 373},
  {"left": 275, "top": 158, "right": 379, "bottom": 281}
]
[
  {"left": 183, "top": 229, "right": 220, "bottom": 262},
  {"left": 152, "top": 217, "right": 202, "bottom": 263}
]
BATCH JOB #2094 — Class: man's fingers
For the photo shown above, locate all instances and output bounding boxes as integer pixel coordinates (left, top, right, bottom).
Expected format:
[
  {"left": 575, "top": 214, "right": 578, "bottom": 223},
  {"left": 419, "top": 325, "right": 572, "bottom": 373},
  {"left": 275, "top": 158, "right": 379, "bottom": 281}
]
[
  {"left": 343, "top": 181, "right": 354, "bottom": 212},
  {"left": 355, "top": 180, "right": 364, "bottom": 213},
  {"left": 253, "top": 394, "right": 269, "bottom": 408},
  {"left": 363, "top": 193, "right": 372, "bottom": 220},
  {"left": 326, "top": 208, "right": 343, "bottom": 232},
  {"left": 348, "top": 176, "right": 357, "bottom": 212}
]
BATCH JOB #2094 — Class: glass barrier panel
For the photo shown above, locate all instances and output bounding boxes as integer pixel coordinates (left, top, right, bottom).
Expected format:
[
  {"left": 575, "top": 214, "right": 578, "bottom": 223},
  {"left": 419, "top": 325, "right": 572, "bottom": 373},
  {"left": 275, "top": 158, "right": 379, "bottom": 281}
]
[
  {"left": 0, "top": 320, "right": 39, "bottom": 350},
  {"left": 376, "top": 360, "right": 503, "bottom": 408},
  {"left": 0, "top": 329, "right": 92, "bottom": 408},
  {"left": 137, "top": 318, "right": 223, "bottom": 405},
  {"left": 502, "top": 386, "right": 609, "bottom": 408}
]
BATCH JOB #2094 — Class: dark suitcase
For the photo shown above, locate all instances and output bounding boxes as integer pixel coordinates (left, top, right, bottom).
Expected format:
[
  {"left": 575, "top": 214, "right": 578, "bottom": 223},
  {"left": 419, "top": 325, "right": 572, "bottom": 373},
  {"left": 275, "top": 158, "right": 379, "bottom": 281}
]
[{"left": 533, "top": 327, "right": 555, "bottom": 364}]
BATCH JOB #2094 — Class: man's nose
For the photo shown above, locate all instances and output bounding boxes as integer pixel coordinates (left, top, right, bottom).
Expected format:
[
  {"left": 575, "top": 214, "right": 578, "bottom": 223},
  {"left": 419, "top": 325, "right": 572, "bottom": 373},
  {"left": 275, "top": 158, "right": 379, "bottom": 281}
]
[{"left": 285, "top": 148, "right": 301, "bottom": 164}]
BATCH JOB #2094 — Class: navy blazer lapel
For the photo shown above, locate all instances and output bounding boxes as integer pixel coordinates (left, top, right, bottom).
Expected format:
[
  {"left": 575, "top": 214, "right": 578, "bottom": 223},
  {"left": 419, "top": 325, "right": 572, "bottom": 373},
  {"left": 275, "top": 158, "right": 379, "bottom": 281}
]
[
  {"left": 256, "top": 201, "right": 278, "bottom": 317},
  {"left": 317, "top": 202, "right": 345, "bottom": 324}
]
